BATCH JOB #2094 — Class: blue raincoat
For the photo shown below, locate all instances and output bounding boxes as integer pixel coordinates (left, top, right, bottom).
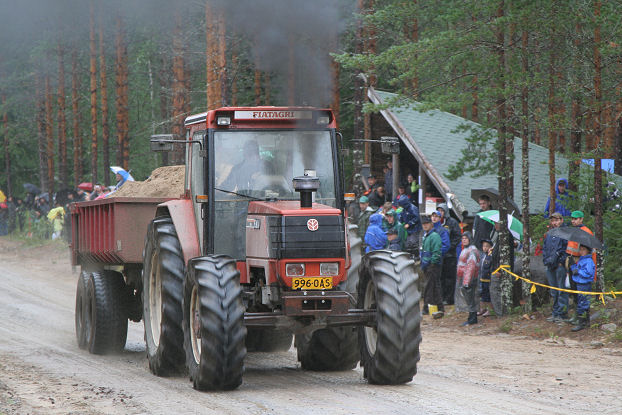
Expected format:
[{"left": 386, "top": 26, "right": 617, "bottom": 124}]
[
  {"left": 364, "top": 213, "right": 388, "bottom": 253},
  {"left": 544, "top": 178, "right": 572, "bottom": 217}
]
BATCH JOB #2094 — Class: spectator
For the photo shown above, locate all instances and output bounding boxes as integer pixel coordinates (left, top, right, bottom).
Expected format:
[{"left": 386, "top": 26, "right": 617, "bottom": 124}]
[
  {"left": 544, "top": 178, "right": 572, "bottom": 217},
  {"left": 472, "top": 194, "right": 494, "bottom": 250},
  {"left": 363, "top": 175, "right": 379, "bottom": 196},
  {"left": 111, "top": 166, "right": 134, "bottom": 191},
  {"left": 397, "top": 195, "right": 421, "bottom": 255},
  {"left": 542, "top": 212, "right": 569, "bottom": 323},
  {"left": 357, "top": 196, "right": 374, "bottom": 253},
  {"left": 457, "top": 232, "right": 480, "bottom": 326},
  {"left": 47, "top": 201, "right": 65, "bottom": 240},
  {"left": 405, "top": 173, "right": 419, "bottom": 200},
  {"left": 565, "top": 210, "right": 595, "bottom": 319},
  {"left": 0, "top": 202, "right": 8, "bottom": 236},
  {"left": 7, "top": 196, "right": 17, "bottom": 233},
  {"left": 367, "top": 186, "right": 385, "bottom": 210},
  {"left": 393, "top": 184, "right": 408, "bottom": 206},
  {"left": 478, "top": 238, "right": 493, "bottom": 317},
  {"left": 384, "top": 160, "right": 393, "bottom": 202},
  {"left": 437, "top": 203, "right": 461, "bottom": 305},
  {"left": 364, "top": 213, "right": 387, "bottom": 253},
  {"left": 75, "top": 187, "right": 88, "bottom": 202},
  {"left": 90, "top": 184, "right": 104, "bottom": 201},
  {"left": 421, "top": 215, "right": 444, "bottom": 318},
  {"left": 569, "top": 244, "right": 595, "bottom": 332},
  {"left": 430, "top": 211, "right": 450, "bottom": 257},
  {"left": 385, "top": 209, "right": 406, "bottom": 251}
]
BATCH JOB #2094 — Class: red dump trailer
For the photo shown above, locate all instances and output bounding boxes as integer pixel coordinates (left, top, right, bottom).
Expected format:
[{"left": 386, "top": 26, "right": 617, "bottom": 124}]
[{"left": 70, "top": 197, "right": 173, "bottom": 354}]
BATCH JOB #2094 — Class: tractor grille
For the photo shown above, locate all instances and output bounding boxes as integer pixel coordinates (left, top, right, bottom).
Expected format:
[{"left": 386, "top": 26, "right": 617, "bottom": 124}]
[{"left": 268, "top": 215, "right": 345, "bottom": 259}]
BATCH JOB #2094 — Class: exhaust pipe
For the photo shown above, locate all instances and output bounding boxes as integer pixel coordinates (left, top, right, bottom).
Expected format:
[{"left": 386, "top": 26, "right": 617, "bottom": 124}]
[{"left": 292, "top": 174, "right": 319, "bottom": 209}]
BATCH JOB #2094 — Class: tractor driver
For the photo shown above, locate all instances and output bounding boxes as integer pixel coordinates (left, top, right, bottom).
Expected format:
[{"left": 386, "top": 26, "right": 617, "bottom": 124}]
[{"left": 221, "top": 140, "right": 267, "bottom": 193}]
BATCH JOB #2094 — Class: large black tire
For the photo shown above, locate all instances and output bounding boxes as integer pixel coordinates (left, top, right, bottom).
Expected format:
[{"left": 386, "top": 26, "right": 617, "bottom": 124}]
[
  {"left": 142, "top": 217, "right": 186, "bottom": 376},
  {"left": 246, "top": 329, "right": 293, "bottom": 352},
  {"left": 294, "top": 224, "right": 361, "bottom": 371},
  {"left": 357, "top": 250, "right": 421, "bottom": 384},
  {"left": 183, "top": 256, "right": 246, "bottom": 391},
  {"left": 84, "top": 271, "right": 128, "bottom": 354},
  {"left": 75, "top": 271, "right": 90, "bottom": 350}
]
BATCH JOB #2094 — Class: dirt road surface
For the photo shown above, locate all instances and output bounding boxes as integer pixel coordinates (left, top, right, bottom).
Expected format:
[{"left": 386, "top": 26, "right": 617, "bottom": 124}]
[{"left": 1, "top": 238, "right": 620, "bottom": 415}]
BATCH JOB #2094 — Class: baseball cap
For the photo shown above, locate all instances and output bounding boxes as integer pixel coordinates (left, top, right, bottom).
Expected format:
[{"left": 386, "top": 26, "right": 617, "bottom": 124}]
[
  {"left": 431, "top": 210, "right": 441, "bottom": 217},
  {"left": 421, "top": 215, "right": 432, "bottom": 224},
  {"left": 571, "top": 210, "right": 584, "bottom": 218},
  {"left": 359, "top": 195, "right": 369, "bottom": 203},
  {"left": 550, "top": 212, "right": 563, "bottom": 219}
]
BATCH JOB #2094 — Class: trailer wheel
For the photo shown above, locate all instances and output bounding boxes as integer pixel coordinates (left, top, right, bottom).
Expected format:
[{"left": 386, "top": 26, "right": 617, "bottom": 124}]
[
  {"left": 85, "top": 271, "right": 128, "bottom": 354},
  {"left": 142, "top": 217, "right": 185, "bottom": 376},
  {"left": 183, "top": 255, "right": 246, "bottom": 391},
  {"left": 294, "top": 224, "right": 361, "bottom": 371},
  {"left": 75, "top": 271, "right": 90, "bottom": 349},
  {"left": 246, "top": 329, "right": 292, "bottom": 352},
  {"left": 357, "top": 250, "right": 421, "bottom": 384}
]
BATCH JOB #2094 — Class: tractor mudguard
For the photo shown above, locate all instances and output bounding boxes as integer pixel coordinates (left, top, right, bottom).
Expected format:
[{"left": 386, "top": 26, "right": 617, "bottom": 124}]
[{"left": 156, "top": 199, "right": 200, "bottom": 264}]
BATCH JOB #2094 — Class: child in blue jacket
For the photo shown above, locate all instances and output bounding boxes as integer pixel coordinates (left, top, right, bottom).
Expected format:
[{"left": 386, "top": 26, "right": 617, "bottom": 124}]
[
  {"left": 364, "top": 213, "right": 388, "bottom": 253},
  {"left": 569, "top": 244, "right": 595, "bottom": 332}
]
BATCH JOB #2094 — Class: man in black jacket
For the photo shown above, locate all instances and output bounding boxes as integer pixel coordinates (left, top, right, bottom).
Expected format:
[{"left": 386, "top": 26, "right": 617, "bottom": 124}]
[
  {"left": 472, "top": 195, "right": 494, "bottom": 250},
  {"left": 438, "top": 203, "right": 462, "bottom": 305}
]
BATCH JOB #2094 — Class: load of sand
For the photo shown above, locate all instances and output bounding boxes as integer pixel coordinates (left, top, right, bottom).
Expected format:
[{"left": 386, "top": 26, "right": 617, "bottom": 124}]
[{"left": 112, "top": 165, "right": 185, "bottom": 198}]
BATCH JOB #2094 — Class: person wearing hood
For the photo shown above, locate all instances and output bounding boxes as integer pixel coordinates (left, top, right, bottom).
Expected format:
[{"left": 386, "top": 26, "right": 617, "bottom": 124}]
[
  {"left": 397, "top": 195, "right": 421, "bottom": 255},
  {"left": 456, "top": 232, "right": 480, "bottom": 326},
  {"left": 544, "top": 178, "right": 572, "bottom": 217},
  {"left": 420, "top": 215, "right": 444, "bottom": 318},
  {"left": 357, "top": 196, "right": 375, "bottom": 253},
  {"left": 364, "top": 213, "right": 387, "bottom": 253},
  {"left": 384, "top": 209, "right": 407, "bottom": 251},
  {"left": 568, "top": 244, "right": 595, "bottom": 332}
]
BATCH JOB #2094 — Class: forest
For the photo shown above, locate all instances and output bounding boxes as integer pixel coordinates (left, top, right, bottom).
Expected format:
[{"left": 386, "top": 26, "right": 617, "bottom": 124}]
[{"left": 1, "top": 1, "right": 622, "bottom": 293}]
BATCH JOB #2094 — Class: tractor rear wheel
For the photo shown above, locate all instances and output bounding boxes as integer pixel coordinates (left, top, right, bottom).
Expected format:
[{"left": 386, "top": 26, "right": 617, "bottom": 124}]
[
  {"left": 357, "top": 250, "right": 421, "bottom": 384},
  {"left": 294, "top": 224, "right": 361, "bottom": 371},
  {"left": 142, "top": 217, "right": 185, "bottom": 376},
  {"left": 84, "top": 271, "right": 128, "bottom": 354},
  {"left": 183, "top": 255, "right": 246, "bottom": 391},
  {"left": 75, "top": 271, "right": 90, "bottom": 349}
]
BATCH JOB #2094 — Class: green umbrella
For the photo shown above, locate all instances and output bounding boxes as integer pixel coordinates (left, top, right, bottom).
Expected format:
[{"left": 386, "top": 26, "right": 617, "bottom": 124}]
[{"left": 476, "top": 210, "right": 523, "bottom": 240}]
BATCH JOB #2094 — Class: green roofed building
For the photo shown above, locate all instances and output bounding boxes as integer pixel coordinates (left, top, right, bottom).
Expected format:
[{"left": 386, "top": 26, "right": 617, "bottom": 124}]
[{"left": 365, "top": 87, "right": 594, "bottom": 221}]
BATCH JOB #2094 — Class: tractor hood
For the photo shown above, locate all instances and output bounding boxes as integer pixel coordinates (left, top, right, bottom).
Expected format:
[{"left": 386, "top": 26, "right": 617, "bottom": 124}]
[{"left": 248, "top": 200, "right": 341, "bottom": 216}]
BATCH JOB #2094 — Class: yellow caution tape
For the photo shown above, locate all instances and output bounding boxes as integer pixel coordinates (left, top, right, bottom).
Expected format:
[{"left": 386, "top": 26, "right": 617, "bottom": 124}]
[{"left": 493, "top": 265, "right": 622, "bottom": 305}]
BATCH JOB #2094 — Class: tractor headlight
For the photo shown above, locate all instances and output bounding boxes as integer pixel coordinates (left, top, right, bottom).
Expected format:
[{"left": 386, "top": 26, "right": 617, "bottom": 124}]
[
  {"left": 286, "top": 263, "right": 305, "bottom": 277},
  {"left": 320, "top": 262, "right": 339, "bottom": 276},
  {"left": 217, "top": 116, "right": 231, "bottom": 126}
]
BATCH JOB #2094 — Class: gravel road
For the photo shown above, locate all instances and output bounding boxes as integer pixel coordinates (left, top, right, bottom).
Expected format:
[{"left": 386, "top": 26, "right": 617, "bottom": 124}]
[{"left": 1, "top": 239, "right": 620, "bottom": 415}]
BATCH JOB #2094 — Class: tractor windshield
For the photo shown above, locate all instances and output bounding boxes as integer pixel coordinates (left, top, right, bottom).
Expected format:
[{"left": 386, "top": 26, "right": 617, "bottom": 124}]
[
  {"left": 212, "top": 130, "right": 337, "bottom": 259},
  {"left": 214, "top": 130, "right": 336, "bottom": 204}
]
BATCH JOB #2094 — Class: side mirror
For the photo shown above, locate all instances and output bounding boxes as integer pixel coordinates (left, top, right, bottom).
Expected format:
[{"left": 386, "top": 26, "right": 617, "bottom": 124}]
[{"left": 150, "top": 134, "right": 175, "bottom": 152}]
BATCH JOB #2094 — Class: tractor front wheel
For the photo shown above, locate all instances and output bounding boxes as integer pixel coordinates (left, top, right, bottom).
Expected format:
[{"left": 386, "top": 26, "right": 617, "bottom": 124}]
[
  {"left": 357, "top": 250, "right": 421, "bottom": 384},
  {"left": 183, "top": 255, "right": 246, "bottom": 391}
]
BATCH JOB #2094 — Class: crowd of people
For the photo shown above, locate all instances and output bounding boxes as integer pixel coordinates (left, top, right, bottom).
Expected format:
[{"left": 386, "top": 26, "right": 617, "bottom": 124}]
[
  {"left": 354, "top": 168, "right": 600, "bottom": 331},
  {"left": 0, "top": 167, "right": 133, "bottom": 240}
]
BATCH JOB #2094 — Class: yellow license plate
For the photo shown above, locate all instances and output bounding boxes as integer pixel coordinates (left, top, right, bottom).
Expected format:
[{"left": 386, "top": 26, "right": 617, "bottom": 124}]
[{"left": 292, "top": 277, "right": 333, "bottom": 290}]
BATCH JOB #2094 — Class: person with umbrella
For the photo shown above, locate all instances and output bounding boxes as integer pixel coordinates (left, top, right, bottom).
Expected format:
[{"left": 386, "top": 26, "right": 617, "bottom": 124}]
[
  {"left": 569, "top": 244, "right": 595, "bottom": 332},
  {"left": 472, "top": 194, "right": 494, "bottom": 251},
  {"left": 542, "top": 212, "right": 569, "bottom": 323}
]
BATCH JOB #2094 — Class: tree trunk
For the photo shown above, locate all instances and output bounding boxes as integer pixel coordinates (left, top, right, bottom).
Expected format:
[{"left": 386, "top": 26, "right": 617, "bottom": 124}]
[
  {"left": 410, "top": 1, "right": 419, "bottom": 99},
  {"left": 206, "top": 2, "right": 226, "bottom": 110},
  {"left": 99, "top": 17, "right": 110, "bottom": 186},
  {"left": 364, "top": 0, "right": 376, "bottom": 164},
  {"left": 115, "top": 16, "right": 129, "bottom": 171},
  {"left": 89, "top": 2, "right": 98, "bottom": 184},
  {"left": 172, "top": 14, "right": 187, "bottom": 165},
  {"left": 616, "top": 55, "right": 622, "bottom": 176},
  {"left": 36, "top": 74, "right": 48, "bottom": 192},
  {"left": 547, "top": 49, "right": 557, "bottom": 216},
  {"left": 593, "top": 0, "right": 604, "bottom": 291},
  {"left": 569, "top": 98, "right": 582, "bottom": 189},
  {"left": 352, "top": 0, "right": 366, "bottom": 184},
  {"left": 57, "top": 43, "right": 68, "bottom": 189},
  {"left": 230, "top": 51, "right": 238, "bottom": 107},
  {"left": 71, "top": 50, "right": 82, "bottom": 186},
  {"left": 254, "top": 55, "right": 262, "bottom": 106},
  {"left": 495, "top": 1, "right": 512, "bottom": 316},
  {"left": 520, "top": 29, "right": 531, "bottom": 313},
  {"left": 158, "top": 54, "right": 170, "bottom": 166},
  {"left": 45, "top": 76, "right": 55, "bottom": 194},
  {"left": 288, "top": 35, "right": 295, "bottom": 105},
  {"left": 2, "top": 94, "right": 10, "bottom": 197}
]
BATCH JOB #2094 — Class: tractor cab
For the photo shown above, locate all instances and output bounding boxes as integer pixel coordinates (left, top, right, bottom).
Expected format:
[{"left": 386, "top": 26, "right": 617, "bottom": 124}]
[{"left": 183, "top": 107, "right": 346, "bottom": 292}]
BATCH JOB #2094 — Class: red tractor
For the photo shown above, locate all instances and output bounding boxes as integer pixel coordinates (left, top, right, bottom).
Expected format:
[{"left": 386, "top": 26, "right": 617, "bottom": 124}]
[{"left": 71, "top": 107, "right": 421, "bottom": 391}]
